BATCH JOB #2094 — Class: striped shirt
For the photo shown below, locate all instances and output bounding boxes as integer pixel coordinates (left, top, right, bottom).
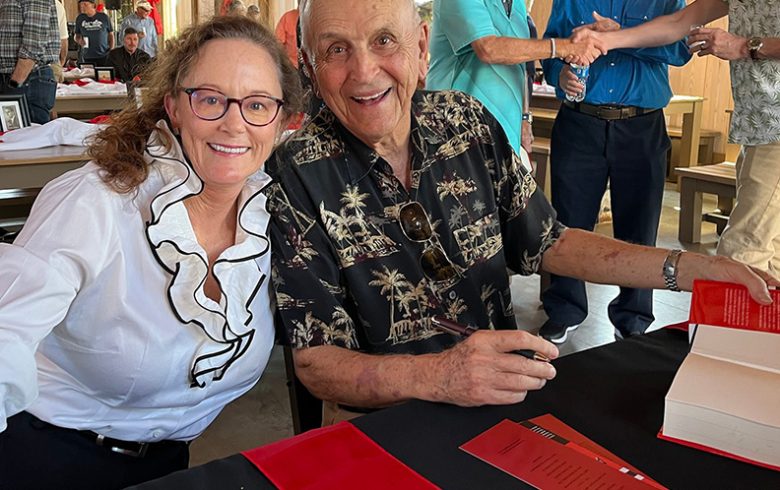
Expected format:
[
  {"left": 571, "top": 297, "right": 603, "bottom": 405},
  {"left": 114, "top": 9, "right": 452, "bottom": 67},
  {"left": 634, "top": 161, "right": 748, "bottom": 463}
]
[{"left": 0, "top": 0, "right": 60, "bottom": 73}]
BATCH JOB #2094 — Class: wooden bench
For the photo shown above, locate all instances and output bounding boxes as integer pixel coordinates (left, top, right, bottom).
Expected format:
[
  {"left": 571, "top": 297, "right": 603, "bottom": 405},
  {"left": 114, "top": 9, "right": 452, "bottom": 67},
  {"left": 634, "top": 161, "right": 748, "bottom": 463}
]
[
  {"left": 677, "top": 162, "right": 736, "bottom": 243},
  {"left": 668, "top": 126, "right": 720, "bottom": 167}
]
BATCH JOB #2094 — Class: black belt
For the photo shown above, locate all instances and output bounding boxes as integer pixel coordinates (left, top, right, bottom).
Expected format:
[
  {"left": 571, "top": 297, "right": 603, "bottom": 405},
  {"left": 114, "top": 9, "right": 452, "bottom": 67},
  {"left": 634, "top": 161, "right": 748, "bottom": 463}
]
[
  {"left": 27, "top": 413, "right": 187, "bottom": 458},
  {"left": 563, "top": 100, "right": 659, "bottom": 120},
  {"left": 76, "top": 429, "right": 188, "bottom": 458}
]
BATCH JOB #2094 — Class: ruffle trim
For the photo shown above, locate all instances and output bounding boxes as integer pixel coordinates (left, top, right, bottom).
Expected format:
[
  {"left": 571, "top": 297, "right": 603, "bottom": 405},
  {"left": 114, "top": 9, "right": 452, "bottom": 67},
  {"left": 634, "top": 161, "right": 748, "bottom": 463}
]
[{"left": 144, "top": 120, "right": 271, "bottom": 388}]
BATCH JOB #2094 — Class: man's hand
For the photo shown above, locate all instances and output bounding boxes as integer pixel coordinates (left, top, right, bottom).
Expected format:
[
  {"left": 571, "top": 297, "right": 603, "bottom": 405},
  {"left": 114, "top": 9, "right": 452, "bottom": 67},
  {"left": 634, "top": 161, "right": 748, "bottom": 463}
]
[
  {"left": 521, "top": 120, "right": 534, "bottom": 156},
  {"left": 557, "top": 37, "right": 605, "bottom": 65},
  {"left": 428, "top": 330, "right": 558, "bottom": 407},
  {"left": 138, "top": 31, "right": 146, "bottom": 39},
  {"left": 688, "top": 27, "right": 749, "bottom": 60},
  {"left": 573, "top": 12, "right": 621, "bottom": 36},
  {"left": 679, "top": 254, "right": 779, "bottom": 305},
  {"left": 558, "top": 65, "right": 584, "bottom": 98}
]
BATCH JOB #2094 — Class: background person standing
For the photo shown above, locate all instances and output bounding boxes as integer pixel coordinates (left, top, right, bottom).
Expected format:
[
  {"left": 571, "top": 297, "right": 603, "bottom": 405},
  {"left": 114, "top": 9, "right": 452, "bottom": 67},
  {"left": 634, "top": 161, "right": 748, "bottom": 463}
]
[
  {"left": 0, "top": 0, "right": 60, "bottom": 124},
  {"left": 75, "top": 0, "right": 114, "bottom": 66},
  {"left": 426, "top": 0, "right": 604, "bottom": 157},
  {"left": 539, "top": 0, "right": 690, "bottom": 344}
]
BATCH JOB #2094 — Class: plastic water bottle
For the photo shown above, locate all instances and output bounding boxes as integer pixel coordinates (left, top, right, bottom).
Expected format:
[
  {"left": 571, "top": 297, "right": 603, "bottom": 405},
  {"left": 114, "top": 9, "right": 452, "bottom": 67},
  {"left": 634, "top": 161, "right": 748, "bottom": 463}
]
[{"left": 565, "top": 63, "right": 590, "bottom": 103}]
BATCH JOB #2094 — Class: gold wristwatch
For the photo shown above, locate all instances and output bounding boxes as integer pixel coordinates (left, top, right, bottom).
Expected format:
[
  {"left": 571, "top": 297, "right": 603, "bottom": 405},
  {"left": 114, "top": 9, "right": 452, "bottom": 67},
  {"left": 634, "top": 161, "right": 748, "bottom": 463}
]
[{"left": 748, "top": 37, "right": 764, "bottom": 60}]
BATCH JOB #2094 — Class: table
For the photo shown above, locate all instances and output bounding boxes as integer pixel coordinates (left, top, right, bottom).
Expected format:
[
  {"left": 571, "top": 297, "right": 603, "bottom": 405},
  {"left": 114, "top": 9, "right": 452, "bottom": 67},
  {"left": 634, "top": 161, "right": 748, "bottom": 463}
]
[
  {"left": 129, "top": 329, "right": 779, "bottom": 490},
  {"left": 53, "top": 94, "right": 128, "bottom": 118},
  {"left": 677, "top": 162, "right": 736, "bottom": 243},
  {"left": 0, "top": 146, "right": 88, "bottom": 190},
  {"left": 530, "top": 93, "right": 705, "bottom": 183}
]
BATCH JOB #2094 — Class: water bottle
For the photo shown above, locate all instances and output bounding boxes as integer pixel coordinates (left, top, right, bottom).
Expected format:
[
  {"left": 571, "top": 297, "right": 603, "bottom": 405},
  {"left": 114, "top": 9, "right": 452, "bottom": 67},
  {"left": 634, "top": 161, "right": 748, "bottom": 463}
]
[{"left": 565, "top": 63, "right": 590, "bottom": 103}]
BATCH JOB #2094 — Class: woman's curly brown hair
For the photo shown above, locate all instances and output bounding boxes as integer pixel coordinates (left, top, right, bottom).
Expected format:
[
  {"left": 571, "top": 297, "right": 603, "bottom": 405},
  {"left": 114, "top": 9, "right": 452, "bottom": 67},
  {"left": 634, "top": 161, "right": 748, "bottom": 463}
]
[{"left": 89, "top": 15, "right": 303, "bottom": 193}]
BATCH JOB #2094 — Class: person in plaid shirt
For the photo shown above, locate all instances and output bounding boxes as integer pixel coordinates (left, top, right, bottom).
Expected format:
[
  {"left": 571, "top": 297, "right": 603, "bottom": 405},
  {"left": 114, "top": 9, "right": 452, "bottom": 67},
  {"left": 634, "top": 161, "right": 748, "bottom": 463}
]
[{"left": 0, "top": 0, "right": 60, "bottom": 124}]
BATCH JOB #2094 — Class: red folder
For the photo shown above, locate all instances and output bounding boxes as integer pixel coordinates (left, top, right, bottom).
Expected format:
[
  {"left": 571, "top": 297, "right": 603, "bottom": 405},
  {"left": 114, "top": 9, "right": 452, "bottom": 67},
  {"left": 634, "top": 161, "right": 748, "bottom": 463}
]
[{"left": 242, "top": 421, "right": 438, "bottom": 489}]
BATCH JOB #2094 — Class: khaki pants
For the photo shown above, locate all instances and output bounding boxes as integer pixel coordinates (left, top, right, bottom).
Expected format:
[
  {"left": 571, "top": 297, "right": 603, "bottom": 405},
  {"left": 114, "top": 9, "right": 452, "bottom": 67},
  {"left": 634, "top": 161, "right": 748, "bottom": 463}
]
[
  {"left": 50, "top": 63, "right": 64, "bottom": 83},
  {"left": 717, "top": 141, "right": 780, "bottom": 273},
  {"left": 322, "top": 401, "right": 364, "bottom": 426}
]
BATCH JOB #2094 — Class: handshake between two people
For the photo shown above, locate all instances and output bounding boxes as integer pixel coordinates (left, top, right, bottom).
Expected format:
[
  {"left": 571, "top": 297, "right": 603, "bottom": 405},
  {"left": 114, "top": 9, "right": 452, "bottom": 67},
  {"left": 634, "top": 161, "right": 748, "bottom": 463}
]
[{"left": 557, "top": 12, "right": 622, "bottom": 98}]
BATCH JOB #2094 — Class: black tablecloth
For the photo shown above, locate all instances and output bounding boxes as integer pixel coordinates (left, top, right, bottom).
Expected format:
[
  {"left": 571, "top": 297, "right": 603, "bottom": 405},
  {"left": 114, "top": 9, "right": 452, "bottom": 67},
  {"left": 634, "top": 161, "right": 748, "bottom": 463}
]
[{"left": 129, "top": 329, "right": 779, "bottom": 489}]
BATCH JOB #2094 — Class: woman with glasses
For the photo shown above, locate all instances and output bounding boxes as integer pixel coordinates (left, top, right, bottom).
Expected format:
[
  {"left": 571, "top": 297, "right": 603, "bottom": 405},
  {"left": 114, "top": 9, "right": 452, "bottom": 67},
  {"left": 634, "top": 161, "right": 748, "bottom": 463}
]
[{"left": 0, "top": 16, "right": 301, "bottom": 489}]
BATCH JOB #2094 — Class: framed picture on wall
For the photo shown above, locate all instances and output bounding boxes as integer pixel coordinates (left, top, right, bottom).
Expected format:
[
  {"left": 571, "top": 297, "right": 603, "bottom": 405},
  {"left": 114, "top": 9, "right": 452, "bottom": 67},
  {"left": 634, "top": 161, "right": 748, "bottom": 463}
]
[{"left": 0, "top": 94, "right": 31, "bottom": 132}]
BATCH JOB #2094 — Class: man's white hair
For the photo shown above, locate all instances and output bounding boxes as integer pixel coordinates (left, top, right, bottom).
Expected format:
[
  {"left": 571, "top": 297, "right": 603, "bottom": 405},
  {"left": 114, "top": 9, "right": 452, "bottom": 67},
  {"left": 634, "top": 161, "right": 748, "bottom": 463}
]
[{"left": 299, "top": 0, "right": 420, "bottom": 53}]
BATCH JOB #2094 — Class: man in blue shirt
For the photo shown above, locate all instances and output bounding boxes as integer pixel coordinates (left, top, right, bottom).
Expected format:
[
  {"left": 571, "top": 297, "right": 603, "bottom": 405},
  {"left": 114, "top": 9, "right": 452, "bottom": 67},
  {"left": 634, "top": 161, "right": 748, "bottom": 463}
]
[
  {"left": 539, "top": 0, "right": 690, "bottom": 343},
  {"left": 426, "top": 0, "right": 603, "bottom": 157}
]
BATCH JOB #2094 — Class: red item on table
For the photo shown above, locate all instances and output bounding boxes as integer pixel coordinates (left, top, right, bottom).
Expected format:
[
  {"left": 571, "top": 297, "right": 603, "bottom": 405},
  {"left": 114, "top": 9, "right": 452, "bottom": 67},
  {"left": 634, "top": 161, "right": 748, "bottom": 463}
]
[{"left": 242, "top": 421, "right": 438, "bottom": 489}]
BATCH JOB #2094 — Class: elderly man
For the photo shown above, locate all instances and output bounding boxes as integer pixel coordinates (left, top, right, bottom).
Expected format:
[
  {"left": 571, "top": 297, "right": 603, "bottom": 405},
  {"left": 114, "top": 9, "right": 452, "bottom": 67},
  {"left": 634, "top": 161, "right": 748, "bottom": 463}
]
[
  {"left": 267, "top": 0, "right": 774, "bottom": 424},
  {"left": 106, "top": 28, "right": 151, "bottom": 82},
  {"left": 575, "top": 0, "right": 780, "bottom": 276},
  {"left": 0, "top": 0, "right": 60, "bottom": 124},
  {"left": 119, "top": 1, "right": 158, "bottom": 58},
  {"left": 426, "top": 0, "right": 605, "bottom": 156}
]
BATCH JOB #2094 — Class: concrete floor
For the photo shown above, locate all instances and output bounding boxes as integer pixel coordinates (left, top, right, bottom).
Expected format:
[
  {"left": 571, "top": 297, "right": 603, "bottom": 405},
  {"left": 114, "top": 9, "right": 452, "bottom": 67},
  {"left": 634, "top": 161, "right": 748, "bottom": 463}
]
[{"left": 189, "top": 184, "right": 721, "bottom": 467}]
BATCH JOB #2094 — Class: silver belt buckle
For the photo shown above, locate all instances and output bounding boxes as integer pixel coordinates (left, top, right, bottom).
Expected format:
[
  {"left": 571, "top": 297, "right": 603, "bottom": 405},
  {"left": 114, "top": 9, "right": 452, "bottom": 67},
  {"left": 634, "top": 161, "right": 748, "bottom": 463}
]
[{"left": 96, "top": 433, "right": 149, "bottom": 458}]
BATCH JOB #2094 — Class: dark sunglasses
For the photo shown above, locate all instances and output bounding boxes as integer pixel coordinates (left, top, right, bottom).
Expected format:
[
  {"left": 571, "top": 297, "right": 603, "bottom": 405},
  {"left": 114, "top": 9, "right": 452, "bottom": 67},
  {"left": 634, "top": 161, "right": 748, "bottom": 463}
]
[{"left": 398, "top": 201, "right": 458, "bottom": 282}]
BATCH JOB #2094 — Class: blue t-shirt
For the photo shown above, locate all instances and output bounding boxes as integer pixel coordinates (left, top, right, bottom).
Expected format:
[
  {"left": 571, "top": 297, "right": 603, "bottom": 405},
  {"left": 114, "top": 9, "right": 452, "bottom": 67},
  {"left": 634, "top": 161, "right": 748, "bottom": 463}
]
[{"left": 75, "top": 12, "right": 113, "bottom": 59}]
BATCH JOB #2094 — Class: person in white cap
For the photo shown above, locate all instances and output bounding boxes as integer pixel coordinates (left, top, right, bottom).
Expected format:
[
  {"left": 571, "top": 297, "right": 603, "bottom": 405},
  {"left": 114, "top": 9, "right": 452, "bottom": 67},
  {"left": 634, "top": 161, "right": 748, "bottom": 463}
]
[{"left": 119, "top": 0, "right": 158, "bottom": 58}]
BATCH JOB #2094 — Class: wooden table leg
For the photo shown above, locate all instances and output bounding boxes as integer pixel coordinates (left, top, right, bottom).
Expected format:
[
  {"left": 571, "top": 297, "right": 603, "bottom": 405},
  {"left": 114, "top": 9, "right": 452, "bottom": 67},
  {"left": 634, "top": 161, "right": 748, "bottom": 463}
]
[
  {"left": 678, "top": 177, "right": 703, "bottom": 244},
  {"left": 675, "top": 100, "right": 703, "bottom": 188}
]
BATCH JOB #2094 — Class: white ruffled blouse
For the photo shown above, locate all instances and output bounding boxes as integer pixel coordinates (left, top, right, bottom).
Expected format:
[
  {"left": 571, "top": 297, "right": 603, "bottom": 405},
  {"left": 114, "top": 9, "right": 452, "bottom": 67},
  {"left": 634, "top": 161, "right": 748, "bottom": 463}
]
[{"left": 0, "top": 121, "right": 275, "bottom": 442}]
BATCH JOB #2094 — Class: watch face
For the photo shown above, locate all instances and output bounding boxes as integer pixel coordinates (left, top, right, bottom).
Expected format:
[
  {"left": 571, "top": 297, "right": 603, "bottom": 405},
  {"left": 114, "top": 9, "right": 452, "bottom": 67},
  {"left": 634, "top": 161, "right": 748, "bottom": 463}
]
[{"left": 749, "top": 37, "right": 763, "bottom": 50}]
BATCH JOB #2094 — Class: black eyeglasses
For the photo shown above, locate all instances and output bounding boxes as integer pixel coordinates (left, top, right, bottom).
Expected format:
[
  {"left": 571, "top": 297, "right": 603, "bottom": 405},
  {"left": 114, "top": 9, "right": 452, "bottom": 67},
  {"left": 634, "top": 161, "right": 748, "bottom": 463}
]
[
  {"left": 399, "top": 201, "right": 458, "bottom": 282},
  {"left": 182, "top": 87, "right": 284, "bottom": 127}
]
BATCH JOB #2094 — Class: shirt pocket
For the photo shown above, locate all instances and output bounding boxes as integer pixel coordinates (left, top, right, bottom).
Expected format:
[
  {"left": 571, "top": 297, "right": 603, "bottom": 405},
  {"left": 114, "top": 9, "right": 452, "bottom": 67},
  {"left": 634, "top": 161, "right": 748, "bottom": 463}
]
[{"left": 623, "top": 2, "right": 665, "bottom": 28}]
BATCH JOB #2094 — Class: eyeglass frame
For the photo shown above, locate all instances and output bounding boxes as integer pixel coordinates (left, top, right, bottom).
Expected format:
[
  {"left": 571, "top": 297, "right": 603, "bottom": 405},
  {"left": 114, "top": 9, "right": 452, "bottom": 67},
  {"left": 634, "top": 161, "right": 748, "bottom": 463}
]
[
  {"left": 181, "top": 87, "right": 285, "bottom": 127},
  {"left": 398, "top": 201, "right": 459, "bottom": 283}
]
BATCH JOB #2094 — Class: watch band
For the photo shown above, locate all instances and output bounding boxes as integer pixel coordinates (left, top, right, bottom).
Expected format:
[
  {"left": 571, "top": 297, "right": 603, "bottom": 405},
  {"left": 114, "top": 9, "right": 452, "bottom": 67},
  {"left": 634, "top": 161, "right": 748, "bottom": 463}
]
[
  {"left": 662, "top": 249, "right": 684, "bottom": 292},
  {"left": 522, "top": 112, "right": 533, "bottom": 124},
  {"left": 7, "top": 78, "right": 20, "bottom": 88}
]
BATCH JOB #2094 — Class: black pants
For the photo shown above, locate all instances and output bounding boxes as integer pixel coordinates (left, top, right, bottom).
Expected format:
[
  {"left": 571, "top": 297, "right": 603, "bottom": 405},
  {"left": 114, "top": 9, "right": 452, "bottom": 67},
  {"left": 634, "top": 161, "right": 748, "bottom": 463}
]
[
  {"left": 542, "top": 105, "right": 670, "bottom": 336},
  {"left": 0, "top": 411, "right": 189, "bottom": 490}
]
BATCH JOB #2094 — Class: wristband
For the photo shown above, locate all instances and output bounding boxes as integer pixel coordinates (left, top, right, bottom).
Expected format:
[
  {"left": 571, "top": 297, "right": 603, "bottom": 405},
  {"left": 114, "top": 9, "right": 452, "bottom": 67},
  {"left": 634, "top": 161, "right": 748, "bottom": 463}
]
[{"left": 550, "top": 38, "right": 557, "bottom": 59}]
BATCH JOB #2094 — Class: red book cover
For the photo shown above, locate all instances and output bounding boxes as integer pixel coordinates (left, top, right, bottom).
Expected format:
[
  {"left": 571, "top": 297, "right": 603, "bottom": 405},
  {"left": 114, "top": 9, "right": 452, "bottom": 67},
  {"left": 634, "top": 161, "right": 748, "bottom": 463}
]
[
  {"left": 242, "top": 422, "right": 438, "bottom": 489},
  {"left": 689, "top": 280, "right": 780, "bottom": 334}
]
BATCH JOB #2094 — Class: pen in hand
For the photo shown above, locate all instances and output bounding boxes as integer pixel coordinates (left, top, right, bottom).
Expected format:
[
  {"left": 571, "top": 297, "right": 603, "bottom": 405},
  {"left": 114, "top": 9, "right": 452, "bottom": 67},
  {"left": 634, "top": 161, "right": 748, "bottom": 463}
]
[{"left": 431, "top": 316, "right": 551, "bottom": 363}]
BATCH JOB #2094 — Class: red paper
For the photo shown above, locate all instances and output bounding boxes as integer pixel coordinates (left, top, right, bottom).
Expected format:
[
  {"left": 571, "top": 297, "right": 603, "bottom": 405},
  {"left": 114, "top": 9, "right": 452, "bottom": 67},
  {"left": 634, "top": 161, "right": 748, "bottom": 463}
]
[
  {"left": 657, "top": 430, "right": 780, "bottom": 473},
  {"left": 524, "top": 415, "right": 664, "bottom": 489},
  {"left": 461, "top": 419, "right": 655, "bottom": 489},
  {"left": 242, "top": 421, "right": 438, "bottom": 489},
  {"left": 690, "top": 280, "right": 780, "bottom": 334}
]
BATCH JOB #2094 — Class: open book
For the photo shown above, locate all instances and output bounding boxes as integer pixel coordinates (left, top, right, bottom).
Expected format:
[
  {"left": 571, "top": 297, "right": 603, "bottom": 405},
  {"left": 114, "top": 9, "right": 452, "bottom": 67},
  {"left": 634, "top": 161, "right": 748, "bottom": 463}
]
[{"left": 660, "top": 280, "right": 780, "bottom": 471}]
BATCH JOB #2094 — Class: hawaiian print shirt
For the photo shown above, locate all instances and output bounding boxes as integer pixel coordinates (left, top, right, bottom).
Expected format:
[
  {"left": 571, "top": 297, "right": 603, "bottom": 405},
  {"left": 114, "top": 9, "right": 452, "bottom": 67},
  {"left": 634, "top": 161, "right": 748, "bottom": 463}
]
[
  {"left": 267, "top": 90, "right": 564, "bottom": 355},
  {"left": 723, "top": 0, "right": 780, "bottom": 146}
]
